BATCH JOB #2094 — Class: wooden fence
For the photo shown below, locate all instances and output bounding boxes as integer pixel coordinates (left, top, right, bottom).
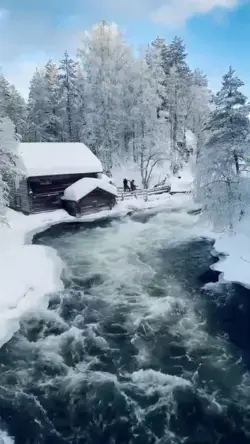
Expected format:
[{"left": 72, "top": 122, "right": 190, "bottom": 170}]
[{"left": 117, "top": 185, "right": 191, "bottom": 202}]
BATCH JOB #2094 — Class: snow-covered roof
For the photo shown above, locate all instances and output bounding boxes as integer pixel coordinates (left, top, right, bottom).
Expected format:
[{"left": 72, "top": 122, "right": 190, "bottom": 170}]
[
  {"left": 63, "top": 177, "right": 118, "bottom": 202},
  {"left": 17, "top": 142, "right": 103, "bottom": 177}
]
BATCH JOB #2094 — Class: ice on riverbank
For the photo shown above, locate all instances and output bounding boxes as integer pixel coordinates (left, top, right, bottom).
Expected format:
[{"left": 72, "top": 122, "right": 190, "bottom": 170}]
[
  {"left": 211, "top": 219, "right": 250, "bottom": 289},
  {"left": 0, "top": 243, "right": 64, "bottom": 347}
]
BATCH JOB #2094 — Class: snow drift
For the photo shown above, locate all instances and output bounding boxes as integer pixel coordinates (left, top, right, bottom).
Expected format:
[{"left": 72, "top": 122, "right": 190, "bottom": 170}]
[{"left": 211, "top": 221, "right": 250, "bottom": 289}]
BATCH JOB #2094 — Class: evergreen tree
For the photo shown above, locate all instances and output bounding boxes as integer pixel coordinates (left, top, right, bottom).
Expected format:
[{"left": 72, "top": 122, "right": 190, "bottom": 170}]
[
  {"left": 0, "top": 76, "right": 26, "bottom": 138},
  {"left": 186, "top": 69, "right": 211, "bottom": 160},
  {"left": 74, "top": 67, "right": 87, "bottom": 143},
  {"left": 42, "top": 60, "right": 62, "bottom": 141},
  {"left": 163, "top": 37, "right": 192, "bottom": 172},
  {"left": 24, "top": 69, "right": 47, "bottom": 142},
  {"left": 0, "top": 76, "right": 11, "bottom": 117},
  {"left": 59, "top": 51, "right": 79, "bottom": 141},
  {"left": 6, "top": 85, "right": 27, "bottom": 138},
  {"left": 196, "top": 67, "right": 250, "bottom": 229},
  {"left": 147, "top": 38, "right": 168, "bottom": 118},
  {"left": 149, "top": 37, "right": 169, "bottom": 114},
  {"left": 0, "top": 117, "right": 19, "bottom": 222},
  {"left": 164, "top": 37, "right": 189, "bottom": 76}
]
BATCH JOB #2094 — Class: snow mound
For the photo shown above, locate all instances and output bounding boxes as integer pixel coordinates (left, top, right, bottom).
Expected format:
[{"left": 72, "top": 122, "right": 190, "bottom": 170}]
[
  {"left": 0, "top": 430, "right": 14, "bottom": 444},
  {"left": 212, "top": 228, "right": 250, "bottom": 289},
  {"left": 170, "top": 167, "right": 194, "bottom": 192},
  {"left": 63, "top": 177, "right": 118, "bottom": 202},
  {"left": 0, "top": 243, "right": 64, "bottom": 347},
  {"left": 17, "top": 142, "right": 103, "bottom": 177}
]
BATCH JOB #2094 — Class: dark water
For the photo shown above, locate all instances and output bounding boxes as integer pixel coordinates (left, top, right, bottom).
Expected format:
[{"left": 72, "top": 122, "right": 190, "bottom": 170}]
[{"left": 1, "top": 210, "right": 250, "bottom": 444}]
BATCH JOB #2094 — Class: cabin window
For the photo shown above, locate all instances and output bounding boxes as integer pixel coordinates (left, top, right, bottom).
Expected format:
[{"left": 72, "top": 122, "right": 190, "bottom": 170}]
[
  {"left": 30, "top": 178, "right": 52, "bottom": 185},
  {"left": 15, "top": 196, "right": 21, "bottom": 208},
  {"left": 39, "top": 179, "right": 52, "bottom": 185}
]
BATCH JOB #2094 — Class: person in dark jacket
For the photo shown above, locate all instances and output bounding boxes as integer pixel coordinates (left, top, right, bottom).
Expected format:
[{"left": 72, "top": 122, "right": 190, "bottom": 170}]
[
  {"left": 130, "top": 180, "right": 136, "bottom": 192},
  {"left": 123, "top": 178, "right": 130, "bottom": 192}
]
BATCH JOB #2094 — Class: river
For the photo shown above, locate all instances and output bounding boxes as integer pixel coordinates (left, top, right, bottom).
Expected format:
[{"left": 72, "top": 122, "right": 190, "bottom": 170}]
[{"left": 0, "top": 208, "right": 250, "bottom": 444}]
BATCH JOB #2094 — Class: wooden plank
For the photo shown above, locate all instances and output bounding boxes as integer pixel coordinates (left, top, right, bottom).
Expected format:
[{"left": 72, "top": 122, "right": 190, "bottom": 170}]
[{"left": 170, "top": 191, "right": 191, "bottom": 195}]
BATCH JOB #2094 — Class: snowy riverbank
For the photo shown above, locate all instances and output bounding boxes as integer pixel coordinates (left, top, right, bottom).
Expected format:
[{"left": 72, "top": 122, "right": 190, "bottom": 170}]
[
  {"left": 0, "top": 193, "right": 196, "bottom": 349},
  {"left": 211, "top": 219, "right": 250, "bottom": 289}
]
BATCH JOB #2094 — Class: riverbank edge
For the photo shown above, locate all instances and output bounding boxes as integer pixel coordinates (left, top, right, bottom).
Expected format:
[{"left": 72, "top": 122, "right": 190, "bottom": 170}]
[
  {"left": 0, "top": 205, "right": 133, "bottom": 349},
  {"left": 210, "top": 232, "right": 250, "bottom": 290}
]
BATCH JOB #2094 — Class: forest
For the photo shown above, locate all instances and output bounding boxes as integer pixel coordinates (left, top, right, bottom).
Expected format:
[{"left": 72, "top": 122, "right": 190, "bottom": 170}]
[{"left": 0, "top": 20, "right": 250, "bottom": 232}]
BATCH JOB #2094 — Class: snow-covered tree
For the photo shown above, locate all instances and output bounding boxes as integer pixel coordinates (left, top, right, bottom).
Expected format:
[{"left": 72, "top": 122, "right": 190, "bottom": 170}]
[
  {"left": 185, "top": 69, "right": 212, "bottom": 160},
  {"left": 16, "top": 26, "right": 223, "bottom": 189},
  {"left": 78, "top": 21, "right": 135, "bottom": 168},
  {"left": 42, "top": 60, "right": 63, "bottom": 141},
  {"left": 131, "top": 56, "right": 170, "bottom": 188},
  {"left": 0, "top": 76, "right": 26, "bottom": 138},
  {"left": 196, "top": 67, "right": 250, "bottom": 229},
  {"left": 0, "top": 76, "right": 11, "bottom": 117},
  {"left": 74, "top": 67, "right": 87, "bottom": 143},
  {"left": 162, "top": 38, "right": 192, "bottom": 172},
  {"left": 24, "top": 62, "right": 63, "bottom": 142},
  {"left": 24, "top": 69, "right": 47, "bottom": 142},
  {"left": 164, "top": 37, "right": 189, "bottom": 76},
  {"left": 148, "top": 37, "right": 169, "bottom": 115},
  {"left": 7, "top": 85, "right": 27, "bottom": 138},
  {"left": 0, "top": 117, "right": 19, "bottom": 222},
  {"left": 59, "top": 51, "right": 79, "bottom": 141}
]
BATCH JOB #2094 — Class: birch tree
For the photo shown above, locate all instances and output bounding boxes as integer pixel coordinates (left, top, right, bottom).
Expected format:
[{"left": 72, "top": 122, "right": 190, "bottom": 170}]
[
  {"left": 77, "top": 21, "right": 135, "bottom": 169},
  {"left": 131, "top": 55, "right": 170, "bottom": 189}
]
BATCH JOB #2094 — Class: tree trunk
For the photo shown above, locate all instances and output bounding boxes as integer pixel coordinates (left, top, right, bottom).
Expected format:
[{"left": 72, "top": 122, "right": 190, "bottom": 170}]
[
  {"left": 234, "top": 151, "right": 239, "bottom": 175},
  {"left": 67, "top": 93, "right": 72, "bottom": 142},
  {"left": 140, "top": 152, "right": 145, "bottom": 189}
]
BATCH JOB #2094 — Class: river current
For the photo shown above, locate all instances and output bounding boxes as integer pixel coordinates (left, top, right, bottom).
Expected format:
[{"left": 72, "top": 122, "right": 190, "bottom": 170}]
[{"left": 0, "top": 207, "right": 250, "bottom": 443}]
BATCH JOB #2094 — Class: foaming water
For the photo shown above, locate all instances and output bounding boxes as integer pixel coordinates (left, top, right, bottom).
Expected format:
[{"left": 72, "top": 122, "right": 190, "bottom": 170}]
[{"left": 0, "top": 209, "right": 250, "bottom": 443}]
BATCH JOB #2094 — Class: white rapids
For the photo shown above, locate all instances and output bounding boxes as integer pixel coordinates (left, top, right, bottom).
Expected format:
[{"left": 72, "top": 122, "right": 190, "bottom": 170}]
[{"left": 1, "top": 207, "right": 250, "bottom": 443}]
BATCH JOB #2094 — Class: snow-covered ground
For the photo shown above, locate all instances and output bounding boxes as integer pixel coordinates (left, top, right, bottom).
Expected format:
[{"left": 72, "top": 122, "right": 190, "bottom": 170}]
[
  {"left": 112, "top": 160, "right": 194, "bottom": 191},
  {"left": 211, "top": 218, "right": 250, "bottom": 289},
  {"left": 111, "top": 130, "right": 196, "bottom": 190},
  {"left": 170, "top": 167, "right": 194, "bottom": 192}
]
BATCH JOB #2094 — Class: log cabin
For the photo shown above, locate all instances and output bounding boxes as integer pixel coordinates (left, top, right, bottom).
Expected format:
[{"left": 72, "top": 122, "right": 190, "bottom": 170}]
[
  {"left": 62, "top": 177, "right": 117, "bottom": 217},
  {"left": 9, "top": 142, "right": 117, "bottom": 215}
]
